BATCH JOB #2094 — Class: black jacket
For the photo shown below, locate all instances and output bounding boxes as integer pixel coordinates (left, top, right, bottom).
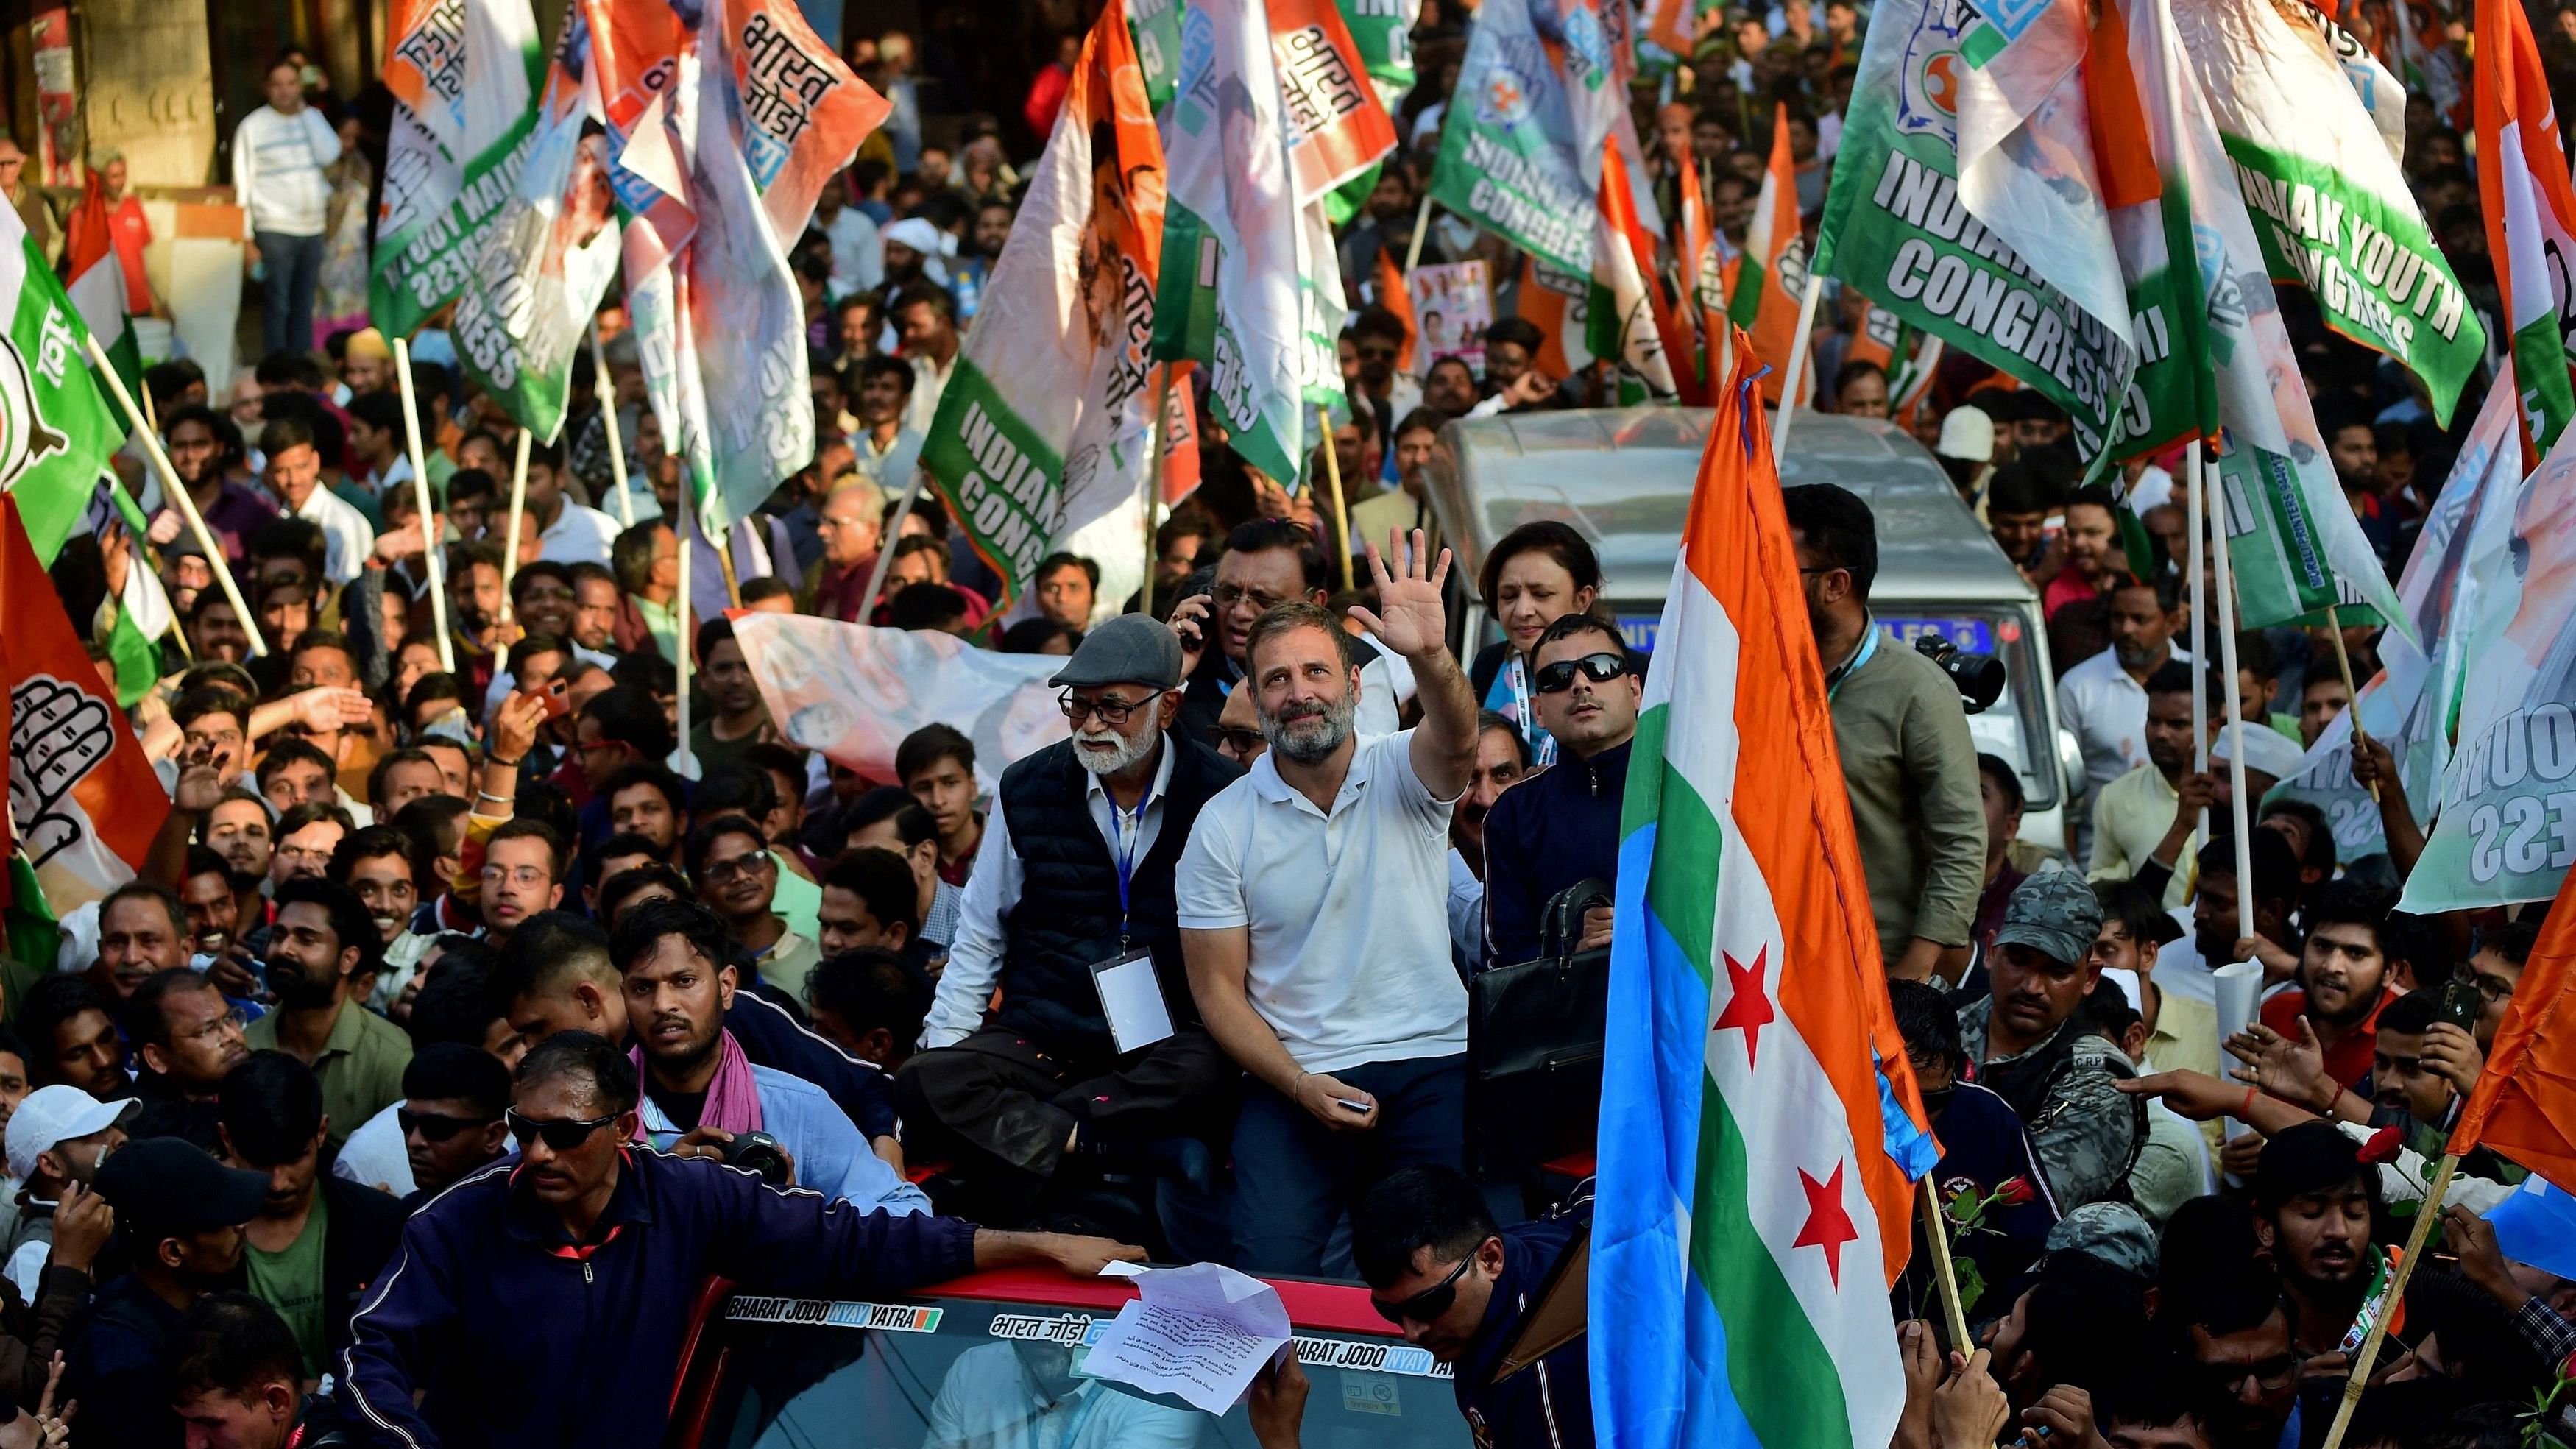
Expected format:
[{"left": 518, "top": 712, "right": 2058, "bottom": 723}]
[
  {"left": 1479, "top": 740, "right": 1630, "bottom": 970},
  {"left": 307, "top": 1175, "right": 408, "bottom": 1365},
  {"left": 991, "top": 733, "right": 1242, "bottom": 1060},
  {"left": 1455, "top": 1191, "right": 1596, "bottom": 1449}
]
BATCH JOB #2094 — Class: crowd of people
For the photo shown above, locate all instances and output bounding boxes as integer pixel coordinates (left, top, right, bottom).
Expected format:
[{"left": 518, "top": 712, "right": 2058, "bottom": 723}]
[{"left": 10, "top": 0, "right": 2568, "bottom": 1445}]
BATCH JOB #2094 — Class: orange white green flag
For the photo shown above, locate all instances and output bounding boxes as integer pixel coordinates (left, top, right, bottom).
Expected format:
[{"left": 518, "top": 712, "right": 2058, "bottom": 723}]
[
  {"left": 1588, "top": 138, "right": 1678, "bottom": 405},
  {"left": 1272, "top": 0, "right": 1396, "bottom": 205},
  {"left": 2474, "top": 0, "right": 2576, "bottom": 461},
  {"left": 1591, "top": 331, "right": 1936, "bottom": 1449},
  {"left": 1727, "top": 104, "right": 1806, "bottom": 405}
]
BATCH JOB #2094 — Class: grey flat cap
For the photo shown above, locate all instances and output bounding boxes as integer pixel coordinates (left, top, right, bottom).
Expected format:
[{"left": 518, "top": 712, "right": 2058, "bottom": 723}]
[{"left": 1050, "top": 614, "right": 1184, "bottom": 690}]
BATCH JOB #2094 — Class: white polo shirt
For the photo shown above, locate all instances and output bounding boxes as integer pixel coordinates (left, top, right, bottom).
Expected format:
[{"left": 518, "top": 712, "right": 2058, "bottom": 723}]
[
  {"left": 1175, "top": 730, "right": 1469, "bottom": 1075},
  {"left": 538, "top": 500, "right": 623, "bottom": 567}
]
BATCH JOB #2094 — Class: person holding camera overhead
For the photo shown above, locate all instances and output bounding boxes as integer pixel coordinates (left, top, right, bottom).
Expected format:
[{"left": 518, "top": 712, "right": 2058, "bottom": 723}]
[
  {"left": 1781, "top": 484, "right": 1986, "bottom": 984},
  {"left": 607, "top": 898, "right": 929, "bottom": 1214},
  {"left": 1479, "top": 614, "right": 1643, "bottom": 971}
]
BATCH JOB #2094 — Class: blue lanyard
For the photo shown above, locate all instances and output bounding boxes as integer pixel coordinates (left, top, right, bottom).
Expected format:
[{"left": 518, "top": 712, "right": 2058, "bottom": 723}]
[
  {"left": 1107, "top": 796, "right": 1145, "bottom": 949},
  {"left": 1825, "top": 626, "right": 1880, "bottom": 702}
]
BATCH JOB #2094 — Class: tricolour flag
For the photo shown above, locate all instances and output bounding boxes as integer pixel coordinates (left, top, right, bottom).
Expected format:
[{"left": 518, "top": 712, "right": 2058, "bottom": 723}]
[
  {"left": 2449, "top": 863, "right": 2576, "bottom": 1193},
  {"left": 1673, "top": 135, "right": 1726, "bottom": 394},
  {"left": 2475, "top": 0, "right": 2576, "bottom": 461},
  {"left": 1273, "top": 0, "right": 1396, "bottom": 206},
  {"left": 928, "top": 0, "right": 1167, "bottom": 605},
  {"left": 1, "top": 492, "right": 166, "bottom": 916},
  {"left": 1150, "top": 0, "right": 1308, "bottom": 485},
  {"left": 1588, "top": 138, "right": 1678, "bottom": 405},
  {"left": 448, "top": 10, "right": 623, "bottom": 442},
  {"left": 1814, "top": 0, "right": 2133, "bottom": 456},
  {"left": 2092, "top": 0, "right": 2209, "bottom": 467},
  {"left": 731, "top": 612, "right": 1071, "bottom": 793},
  {"left": 0, "top": 203, "right": 130, "bottom": 567},
  {"left": 372, "top": 0, "right": 545, "bottom": 340},
  {"left": 60, "top": 171, "right": 139, "bottom": 403},
  {"left": 1728, "top": 104, "right": 1805, "bottom": 405},
  {"left": 2120, "top": 0, "right": 2405, "bottom": 636},
  {"left": 2171, "top": 0, "right": 2481, "bottom": 426},
  {"left": 1591, "top": 335, "right": 1936, "bottom": 1449},
  {"left": 1426, "top": 0, "right": 1593, "bottom": 276}
]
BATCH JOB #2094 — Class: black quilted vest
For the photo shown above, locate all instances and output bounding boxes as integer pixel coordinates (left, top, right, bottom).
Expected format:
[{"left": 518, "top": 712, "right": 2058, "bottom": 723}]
[{"left": 992, "top": 732, "right": 1243, "bottom": 1058}]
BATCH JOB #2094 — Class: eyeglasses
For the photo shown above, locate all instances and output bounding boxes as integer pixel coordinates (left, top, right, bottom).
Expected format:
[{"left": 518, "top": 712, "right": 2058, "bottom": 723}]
[
  {"left": 179, "top": 1009, "right": 248, "bottom": 1046},
  {"left": 1214, "top": 583, "right": 1292, "bottom": 613},
  {"left": 504, "top": 1108, "right": 620, "bottom": 1152},
  {"left": 402, "top": 1108, "right": 496, "bottom": 1142},
  {"left": 1532, "top": 652, "right": 1630, "bottom": 695},
  {"left": 2455, "top": 969, "right": 2513, "bottom": 1004},
  {"left": 699, "top": 852, "right": 772, "bottom": 886},
  {"left": 481, "top": 865, "right": 551, "bottom": 888},
  {"left": 1208, "top": 726, "right": 1264, "bottom": 755},
  {"left": 1060, "top": 692, "right": 1153, "bottom": 725},
  {"left": 2195, "top": 1353, "right": 2300, "bottom": 1397},
  {"left": 1370, "top": 1247, "right": 1484, "bottom": 1326}
]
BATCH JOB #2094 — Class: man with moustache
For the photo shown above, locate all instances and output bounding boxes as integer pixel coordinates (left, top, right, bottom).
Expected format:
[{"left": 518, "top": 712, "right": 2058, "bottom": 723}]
[
  {"left": 1479, "top": 616, "right": 1639, "bottom": 969},
  {"left": 1446, "top": 713, "right": 1529, "bottom": 967},
  {"left": 2249, "top": 1122, "right": 2385, "bottom": 1358},
  {"left": 2254, "top": 882, "right": 2396, "bottom": 1092},
  {"left": 901, "top": 617, "right": 1245, "bottom": 1227},
  {"left": 244, "top": 878, "right": 413, "bottom": 1150}
]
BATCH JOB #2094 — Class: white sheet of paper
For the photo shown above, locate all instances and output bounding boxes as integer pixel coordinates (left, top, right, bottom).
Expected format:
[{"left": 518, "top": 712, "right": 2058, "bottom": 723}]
[
  {"left": 1092, "top": 952, "right": 1175, "bottom": 1055},
  {"left": 1079, "top": 1261, "right": 1291, "bottom": 1416},
  {"left": 2214, "top": 960, "right": 2263, "bottom": 1151}
]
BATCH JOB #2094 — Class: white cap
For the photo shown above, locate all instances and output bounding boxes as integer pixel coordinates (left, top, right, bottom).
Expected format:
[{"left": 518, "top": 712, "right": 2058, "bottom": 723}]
[
  {"left": 6, "top": 1085, "right": 129, "bottom": 1182},
  {"left": 2214, "top": 723, "right": 2306, "bottom": 784},
  {"left": 1936, "top": 405, "right": 1994, "bottom": 462}
]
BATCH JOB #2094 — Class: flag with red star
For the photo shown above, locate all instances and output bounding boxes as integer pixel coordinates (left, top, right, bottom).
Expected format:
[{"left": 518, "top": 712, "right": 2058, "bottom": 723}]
[{"left": 1590, "top": 333, "right": 1939, "bottom": 1449}]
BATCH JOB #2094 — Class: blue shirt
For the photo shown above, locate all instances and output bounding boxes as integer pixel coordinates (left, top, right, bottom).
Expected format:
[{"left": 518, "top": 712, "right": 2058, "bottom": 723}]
[{"left": 637, "top": 1059, "right": 927, "bottom": 1216}]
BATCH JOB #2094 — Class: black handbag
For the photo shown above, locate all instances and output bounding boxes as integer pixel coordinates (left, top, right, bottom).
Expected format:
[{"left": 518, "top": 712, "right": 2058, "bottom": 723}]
[{"left": 1466, "top": 878, "right": 1613, "bottom": 1176}]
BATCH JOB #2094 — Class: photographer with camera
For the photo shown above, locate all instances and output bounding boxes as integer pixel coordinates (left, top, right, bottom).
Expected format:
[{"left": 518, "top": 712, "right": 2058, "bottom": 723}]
[
  {"left": 609, "top": 898, "right": 930, "bottom": 1214},
  {"left": 1783, "top": 484, "right": 1986, "bottom": 983}
]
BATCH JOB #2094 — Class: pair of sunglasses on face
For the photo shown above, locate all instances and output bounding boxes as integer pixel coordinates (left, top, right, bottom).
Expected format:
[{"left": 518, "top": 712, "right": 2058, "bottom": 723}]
[
  {"left": 503, "top": 1108, "right": 619, "bottom": 1152},
  {"left": 1532, "top": 651, "right": 1630, "bottom": 695}
]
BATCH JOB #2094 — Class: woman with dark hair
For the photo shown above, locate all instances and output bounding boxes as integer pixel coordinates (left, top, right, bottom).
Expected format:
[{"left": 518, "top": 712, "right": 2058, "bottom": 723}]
[{"left": 1470, "top": 520, "right": 1605, "bottom": 765}]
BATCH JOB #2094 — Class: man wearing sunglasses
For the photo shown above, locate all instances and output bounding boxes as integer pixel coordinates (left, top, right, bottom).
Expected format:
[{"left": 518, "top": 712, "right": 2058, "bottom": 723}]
[
  {"left": 902, "top": 615, "right": 1245, "bottom": 1229},
  {"left": 1479, "top": 614, "right": 1641, "bottom": 970},
  {"left": 395, "top": 1044, "right": 512, "bottom": 1207},
  {"left": 343, "top": 1032, "right": 1142, "bottom": 1449},
  {"left": 1348, "top": 1166, "right": 1594, "bottom": 1449}
]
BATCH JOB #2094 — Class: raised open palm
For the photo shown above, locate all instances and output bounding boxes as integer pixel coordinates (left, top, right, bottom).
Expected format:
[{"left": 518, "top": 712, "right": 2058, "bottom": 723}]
[{"left": 1348, "top": 528, "right": 1451, "bottom": 658}]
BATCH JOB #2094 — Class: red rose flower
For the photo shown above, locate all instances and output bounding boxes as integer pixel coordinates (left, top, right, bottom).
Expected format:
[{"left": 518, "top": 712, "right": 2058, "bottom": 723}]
[
  {"left": 2559, "top": 1349, "right": 2576, "bottom": 1384},
  {"left": 1996, "top": 1177, "right": 2035, "bottom": 1208},
  {"left": 2355, "top": 1126, "right": 2403, "bottom": 1166}
]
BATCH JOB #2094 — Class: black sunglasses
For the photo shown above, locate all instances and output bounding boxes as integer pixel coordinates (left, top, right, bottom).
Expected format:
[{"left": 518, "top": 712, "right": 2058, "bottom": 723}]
[
  {"left": 505, "top": 1108, "right": 620, "bottom": 1152},
  {"left": 1370, "top": 1249, "right": 1480, "bottom": 1327},
  {"left": 1206, "top": 725, "right": 1264, "bottom": 754},
  {"left": 401, "top": 1108, "right": 496, "bottom": 1143},
  {"left": 1532, "top": 651, "right": 1630, "bottom": 695}
]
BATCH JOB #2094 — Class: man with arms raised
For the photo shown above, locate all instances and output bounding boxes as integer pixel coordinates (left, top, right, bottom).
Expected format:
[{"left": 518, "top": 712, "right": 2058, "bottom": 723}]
[
  {"left": 340, "top": 1032, "right": 1140, "bottom": 1447},
  {"left": 1181, "top": 533, "right": 1477, "bottom": 1274}
]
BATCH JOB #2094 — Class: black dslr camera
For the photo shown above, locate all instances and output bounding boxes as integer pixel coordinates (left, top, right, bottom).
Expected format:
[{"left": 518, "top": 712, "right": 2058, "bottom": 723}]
[
  {"left": 720, "top": 1130, "right": 793, "bottom": 1186},
  {"left": 1914, "top": 634, "right": 2006, "bottom": 715}
]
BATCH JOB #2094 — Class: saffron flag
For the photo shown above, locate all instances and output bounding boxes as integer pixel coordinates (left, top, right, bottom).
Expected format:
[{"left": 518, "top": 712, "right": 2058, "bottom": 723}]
[
  {"left": 1729, "top": 104, "right": 1805, "bottom": 405},
  {"left": 1273, "top": 0, "right": 1396, "bottom": 206},
  {"left": 2449, "top": 864, "right": 2576, "bottom": 1193},
  {"left": 1150, "top": 0, "right": 1308, "bottom": 486},
  {"left": 2173, "top": 0, "right": 2482, "bottom": 426},
  {"left": 1588, "top": 138, "right": 1679, "bottom": 405},
  {"left": 732, "top": 612, "right": 1071, "bottom": 793},
  {"left": 2474, "top": 0, "right": 2576, "bottom": 460},
  {"left": 927, "top": 0, "right": 1165, "bottom": 607},
  {"left": 1376, "top": 247, "right": 1415, "bottom": 372},
  {"left": 1590, "top": 334, "right": 1936, "bottom": 1449},
  {"left": 448, "top": 10, "right": 623, "bottom": 442},
  {"left": 1, "top": 492, "right": 166, "bottom": 916},
  {"left": 1814, "top": 0, "right": 2133, "bottom": 455},
  {"left": 372, "top": 0, "right": 545, "bottom": 340}
]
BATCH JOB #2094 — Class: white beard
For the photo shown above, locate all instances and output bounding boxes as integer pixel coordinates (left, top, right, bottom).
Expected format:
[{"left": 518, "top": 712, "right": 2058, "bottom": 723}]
[{"left": 1072, "top": 722, "right": 1160, "bottom": 777}]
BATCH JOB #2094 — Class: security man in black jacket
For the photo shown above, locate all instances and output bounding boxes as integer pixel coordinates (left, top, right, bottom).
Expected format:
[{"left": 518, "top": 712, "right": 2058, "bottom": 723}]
[{"left": 897, "top": 615, "right": 1245, "bottom": 1227}]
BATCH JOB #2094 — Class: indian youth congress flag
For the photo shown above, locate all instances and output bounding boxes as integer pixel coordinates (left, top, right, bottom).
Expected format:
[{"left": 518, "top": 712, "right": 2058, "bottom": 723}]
[
  {"left": 372, "top": 0, "right": 545, "bottom": 340},
  {"left": 1592, "top": 336, "right": 1936, "bottom": 1449},
  {"left": 449, "top": 10, "right": 623, "bottom": 442},
  {"left": 2476, "top": 0, "right": 2576, "bottom": 459},
  {"left": 1153, "top": 0, "right": 1307, "bottom": 486},
  {"left": 1815, "top": 0, "right": 2132, "bottom": 457},
  {"left": 1427, "top": 0, "right": 1593, "bottom": 276},
  {"left": 927, "top": 0, "right": 1168, "bottom": 605},
  {"left": 2172, "top": 0, "right": 2482, "bottom": 425},
  {"left": 0, "top": 206, "right": 128, "bottom": 566},
  {"left": 2403, "top": 404, "right": 2576, "bottom": 914}
]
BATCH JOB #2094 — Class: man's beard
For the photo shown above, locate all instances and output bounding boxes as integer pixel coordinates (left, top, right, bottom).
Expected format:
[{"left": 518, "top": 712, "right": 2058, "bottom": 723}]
[
  {"left": 2114, "top": 638, "right": 2162, "bottom": 670},
  {"left": 1261, "top": 689, "right": 1358, "bottom": 765},
  {"left": 269, "top": 956, "right": 339, "bottom": 1010},
  {"left": 1072, "top": 722, "right": 1159, "bottom": 777},
  {"left": 646, "top": 1016, "right": 721, "bottom": 1076}
]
